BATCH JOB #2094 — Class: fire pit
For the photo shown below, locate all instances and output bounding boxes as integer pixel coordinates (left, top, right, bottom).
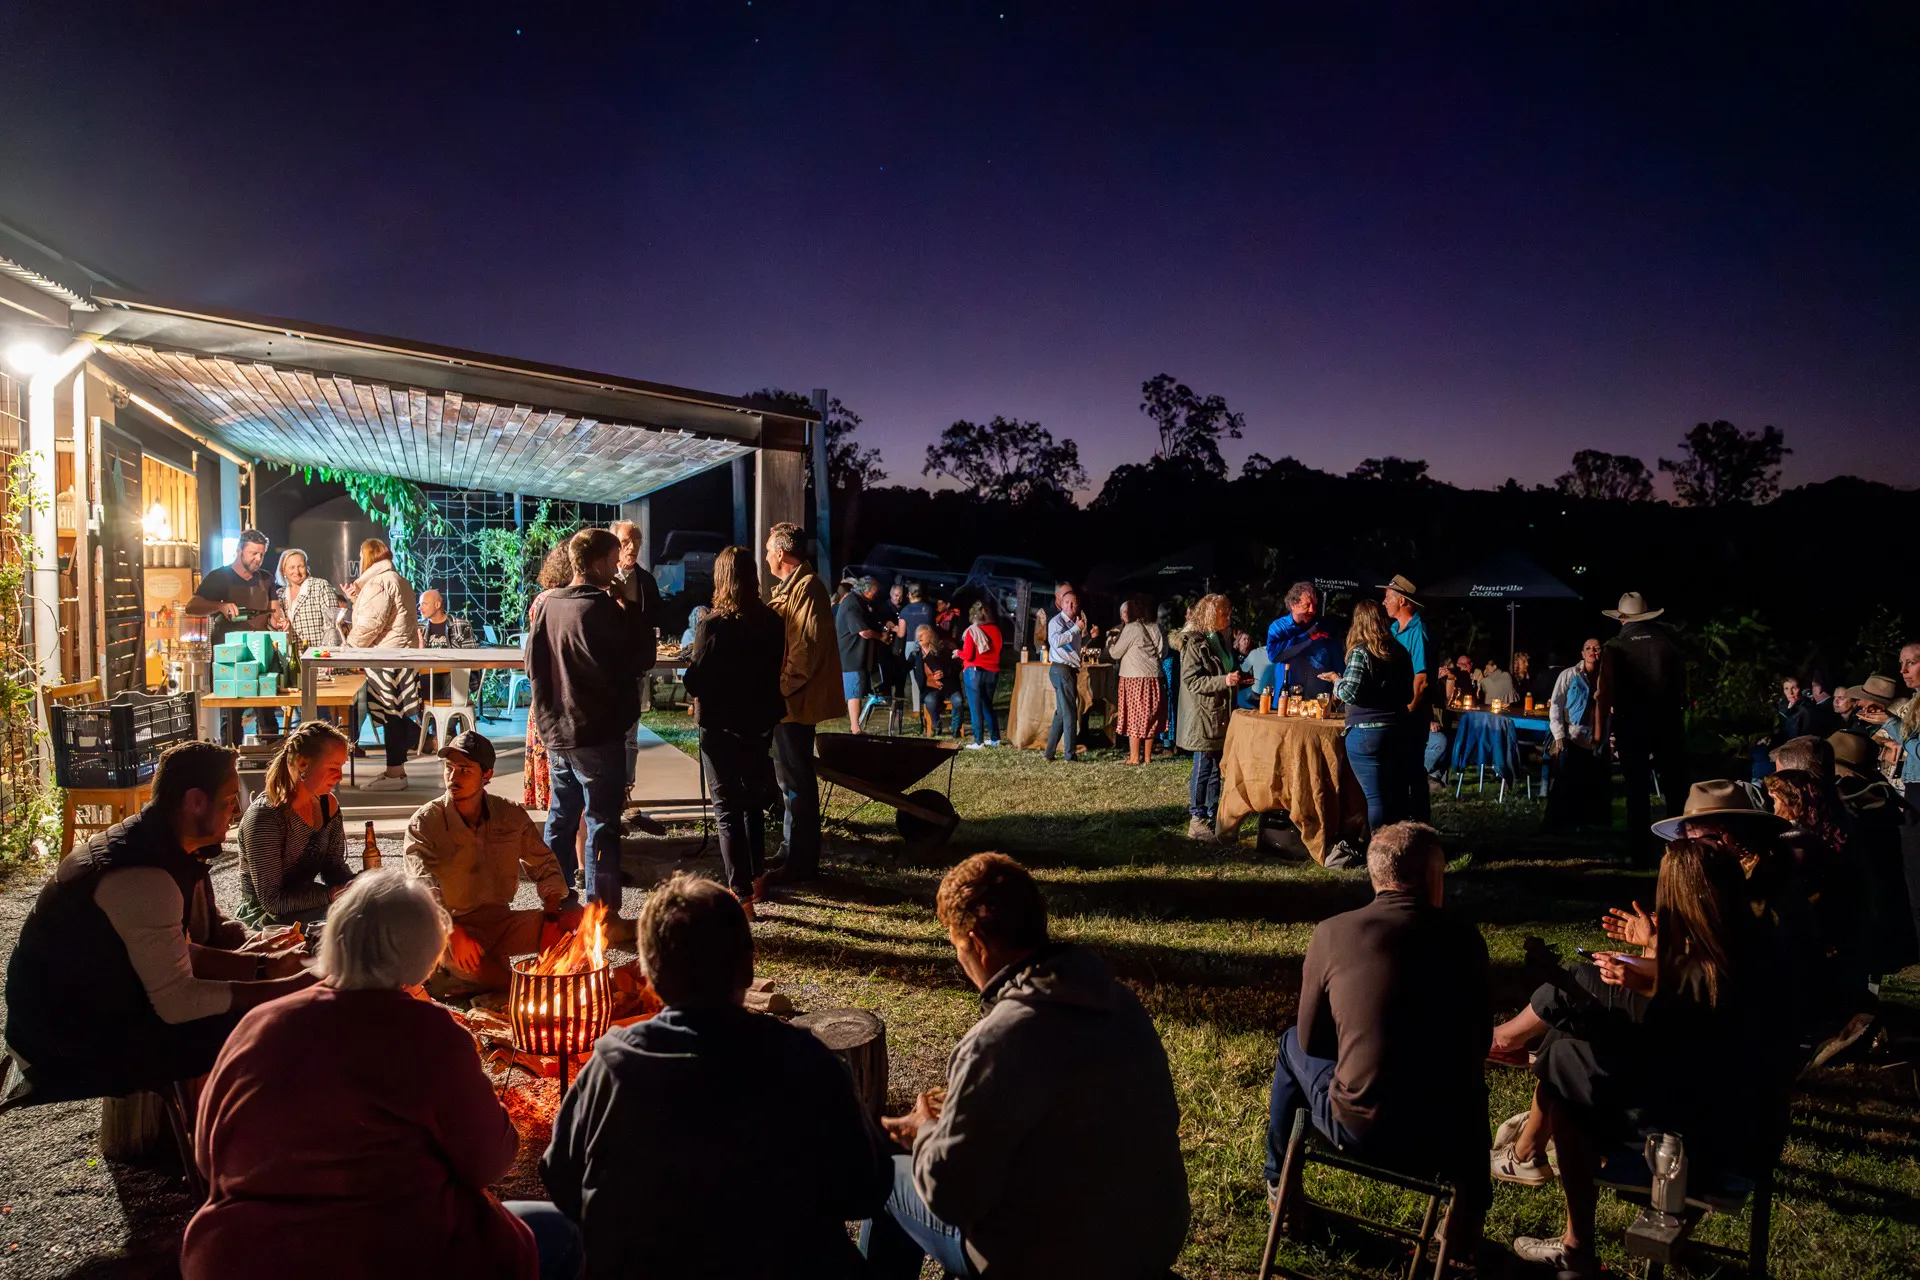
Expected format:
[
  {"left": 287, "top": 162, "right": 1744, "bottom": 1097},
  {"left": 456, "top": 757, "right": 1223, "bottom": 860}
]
[{"left": 507, "top": 903, "right": 613, "bottom": 1091}]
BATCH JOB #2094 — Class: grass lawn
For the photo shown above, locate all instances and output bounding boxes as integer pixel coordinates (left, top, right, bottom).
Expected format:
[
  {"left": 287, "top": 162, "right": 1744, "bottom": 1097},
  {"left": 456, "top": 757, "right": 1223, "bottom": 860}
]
[{"left": 646, "top": 705, "right": 1920, "bottom": 1279}]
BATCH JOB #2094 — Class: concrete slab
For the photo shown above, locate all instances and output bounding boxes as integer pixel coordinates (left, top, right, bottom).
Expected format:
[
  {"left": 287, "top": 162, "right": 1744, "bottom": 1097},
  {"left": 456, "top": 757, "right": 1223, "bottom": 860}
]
[{"left": 333, "top": 713, "right": 706, "bottom": 836}]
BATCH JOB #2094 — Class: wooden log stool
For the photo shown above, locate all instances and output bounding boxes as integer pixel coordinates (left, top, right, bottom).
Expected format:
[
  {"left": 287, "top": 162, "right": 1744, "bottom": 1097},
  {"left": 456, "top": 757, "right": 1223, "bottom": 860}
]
[
  {"left": 99, "top": 1084, "right": 206, "bottom": 1198},
  {"left": 794, "top": 1007, "right": 888, "bottom": 1120}
]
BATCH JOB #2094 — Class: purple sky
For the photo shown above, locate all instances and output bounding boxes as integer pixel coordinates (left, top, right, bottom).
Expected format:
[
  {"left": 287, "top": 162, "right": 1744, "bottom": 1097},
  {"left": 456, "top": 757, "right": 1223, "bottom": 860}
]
[{"left": 2, "top": 3, "right": 1913, "bottom": 494}]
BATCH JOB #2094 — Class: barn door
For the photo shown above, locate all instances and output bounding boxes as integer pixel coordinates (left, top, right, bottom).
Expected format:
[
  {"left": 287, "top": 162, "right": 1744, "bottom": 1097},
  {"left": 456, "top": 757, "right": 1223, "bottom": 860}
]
[{"left": 96, "top": 424, "right": 145, "bottom": 694}]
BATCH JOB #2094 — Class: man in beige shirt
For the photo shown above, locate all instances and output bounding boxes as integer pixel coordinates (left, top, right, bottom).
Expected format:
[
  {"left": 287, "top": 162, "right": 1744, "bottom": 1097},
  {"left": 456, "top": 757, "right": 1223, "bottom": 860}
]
[{"left": 404, "top": 731, "right": 579, "bottom": 991}]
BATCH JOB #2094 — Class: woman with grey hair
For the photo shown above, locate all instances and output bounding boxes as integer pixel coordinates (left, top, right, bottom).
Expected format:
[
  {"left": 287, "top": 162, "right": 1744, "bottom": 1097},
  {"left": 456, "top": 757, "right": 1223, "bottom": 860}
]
[
  {"left": 275, "top": 546, "right": 346, "bottom": 650},
  {"left": 184, "top": 870, "right": 582, "bottom": 1280}
]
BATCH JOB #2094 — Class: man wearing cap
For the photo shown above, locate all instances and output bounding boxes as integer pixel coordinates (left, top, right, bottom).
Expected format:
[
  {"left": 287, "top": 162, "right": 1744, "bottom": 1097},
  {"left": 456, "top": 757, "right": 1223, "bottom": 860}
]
[
  {"left": 1596, "top": 592, "right": 1689, "bottom": 866},
  {"left": 1381, "top": 575, "right": 1434, "bottom": 821},
  {"left": 404, "top": 731, "right": 581, "bottom": 992}
]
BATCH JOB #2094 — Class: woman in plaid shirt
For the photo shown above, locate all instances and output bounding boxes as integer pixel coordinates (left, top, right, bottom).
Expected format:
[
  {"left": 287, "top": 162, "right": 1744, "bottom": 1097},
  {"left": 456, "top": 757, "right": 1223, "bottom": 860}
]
[{"left": 276, "top": 548, "right": 346, "bottom": 650}]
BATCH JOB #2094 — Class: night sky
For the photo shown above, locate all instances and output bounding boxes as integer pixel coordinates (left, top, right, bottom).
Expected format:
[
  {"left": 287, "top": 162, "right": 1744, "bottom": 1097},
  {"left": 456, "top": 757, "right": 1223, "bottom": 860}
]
[{"left": 1, "top": 3, "right": 1913, "bottom": 493}]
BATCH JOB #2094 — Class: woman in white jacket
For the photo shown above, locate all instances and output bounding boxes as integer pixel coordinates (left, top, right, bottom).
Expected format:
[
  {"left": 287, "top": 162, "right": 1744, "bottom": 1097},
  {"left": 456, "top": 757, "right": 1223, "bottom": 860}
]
[
  {"left": 1106, "top": 596, "right": 1166, "bottom": 765},
  {"left": 345, "top": 539, "right": 420, "bottom": 790}
]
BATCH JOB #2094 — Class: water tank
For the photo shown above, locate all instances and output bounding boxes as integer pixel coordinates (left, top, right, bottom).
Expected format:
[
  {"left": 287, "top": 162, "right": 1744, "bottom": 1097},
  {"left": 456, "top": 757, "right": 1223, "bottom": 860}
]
[{"left": 286, "top": 495, "right": 383, "bottom": 589}]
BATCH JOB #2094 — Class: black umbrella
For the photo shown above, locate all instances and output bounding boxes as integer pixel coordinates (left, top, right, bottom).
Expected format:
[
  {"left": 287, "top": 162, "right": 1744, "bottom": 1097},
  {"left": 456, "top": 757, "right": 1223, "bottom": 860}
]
[
  {"left": 1422, "top": 550, "right": 1579, "bottom": 664},
  {"left": 1116, "top": 542, "right": 1216, "bottom": 594}
]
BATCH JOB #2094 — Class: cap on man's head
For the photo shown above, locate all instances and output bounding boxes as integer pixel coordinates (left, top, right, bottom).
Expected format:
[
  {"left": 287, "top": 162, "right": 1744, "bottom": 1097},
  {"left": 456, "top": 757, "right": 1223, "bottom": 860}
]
[{"left": 438, "top": 730, "right": 496, "bottom": 773}]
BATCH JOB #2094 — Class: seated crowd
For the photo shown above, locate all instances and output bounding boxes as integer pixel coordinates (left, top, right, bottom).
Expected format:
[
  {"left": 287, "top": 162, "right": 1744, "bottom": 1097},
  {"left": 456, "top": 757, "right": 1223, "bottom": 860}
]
[{"left": 4, "top": 614, "right": 1917, "bottom": 1278}]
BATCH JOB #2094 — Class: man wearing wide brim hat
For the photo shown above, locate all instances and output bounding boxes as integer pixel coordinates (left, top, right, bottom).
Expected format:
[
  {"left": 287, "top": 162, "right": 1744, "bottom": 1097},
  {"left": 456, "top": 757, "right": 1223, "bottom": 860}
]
[
  {"left": 1597, "top": 592, "right": 1689, "bottom": 866},
  {"left": 1649, "top": 778, "right": 1788, "bottom": 843},
  {"left": 1380, "top": 574, "right": 1433, "bottom": 821}
]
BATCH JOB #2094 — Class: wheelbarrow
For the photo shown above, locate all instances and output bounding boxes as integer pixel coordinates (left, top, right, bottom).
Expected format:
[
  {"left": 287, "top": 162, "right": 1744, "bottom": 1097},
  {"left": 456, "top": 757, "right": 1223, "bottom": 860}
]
[{"left": 815, "top": 732, "right": 961, "bottom": 846}]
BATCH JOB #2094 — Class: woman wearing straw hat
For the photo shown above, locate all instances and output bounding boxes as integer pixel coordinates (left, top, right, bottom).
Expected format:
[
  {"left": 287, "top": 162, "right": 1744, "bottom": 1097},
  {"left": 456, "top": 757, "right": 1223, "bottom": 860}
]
[{"left": 1598, "top": 592, "right": 1689, "bottom": 867}]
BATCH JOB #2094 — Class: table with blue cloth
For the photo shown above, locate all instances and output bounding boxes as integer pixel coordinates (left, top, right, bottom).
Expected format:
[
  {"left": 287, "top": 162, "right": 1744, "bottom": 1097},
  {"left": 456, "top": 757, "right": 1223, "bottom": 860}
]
[{"left": 1449, "top": 710, "right": 1550, "bottom": 796}]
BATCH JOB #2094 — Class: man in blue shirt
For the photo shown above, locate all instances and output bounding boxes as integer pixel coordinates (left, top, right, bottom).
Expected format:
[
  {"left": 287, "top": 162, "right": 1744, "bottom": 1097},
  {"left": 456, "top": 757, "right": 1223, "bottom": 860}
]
[
  {"left": 1265, "top": 581, "right": 1341, "bottom": 693},
  {"left": 1381, "top": 575, "right": 1434, "bottom": 821},
  {"left": 1044, "top": 586, "right": 1092, "bottom": 761}
]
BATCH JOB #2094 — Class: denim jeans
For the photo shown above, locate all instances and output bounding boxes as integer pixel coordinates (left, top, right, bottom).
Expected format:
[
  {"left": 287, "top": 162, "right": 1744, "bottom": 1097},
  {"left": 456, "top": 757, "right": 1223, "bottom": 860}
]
[
  {"left": 701, "top": 727, "right": 773, "bottom": 898},
  {"left": 545, "top": 740, "right": 628, "bottom": 905},
  {"left": 503, "top": 1200, "right": 585, "bottom": 1280},
  {"left": 771, "top": 721, "right": 820, "bottom": 877},
  {"left": 1159, "top": 654, "right": 1180, "bottom": 748},
  {"left": 1189, "top": 749, "right": 1222, "bottom": 821},
  {"left": 1046, "top": 662, "right": 1080, "bottom": 759},
  {"left": 926, "top": 687, "right": 964, "bottom": 735},
  {"left": 964, "top": 667, "right": 999, "bottom": 744},
  {"left": 1343, "top": 720, "right": 1403, "bottom": 831},
  {"left": 859, "top": 1154, "right": 975, "bottom": 1279},
  {"left": 1264, "top": 1025, "right": 1353, "bottom": 1182}
]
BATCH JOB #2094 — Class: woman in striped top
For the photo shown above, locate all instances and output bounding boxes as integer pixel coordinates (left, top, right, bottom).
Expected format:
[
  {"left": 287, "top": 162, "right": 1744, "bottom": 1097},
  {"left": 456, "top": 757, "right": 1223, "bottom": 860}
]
[{"left": 237, "top": 721, "right": 357, "bottom": 927}]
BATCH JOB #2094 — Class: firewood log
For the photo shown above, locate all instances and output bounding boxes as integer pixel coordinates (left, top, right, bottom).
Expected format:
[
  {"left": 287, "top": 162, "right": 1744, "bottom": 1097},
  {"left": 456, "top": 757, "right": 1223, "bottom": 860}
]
[
  {"left": 744, "top": 989, "right": 795, "bottom": 1017},
  {"left": 99, "top": 1091, "right": 175, "bottom": 1162},
  {"left": 794, "top": 1008, "right": 888, "bottom": 1119}
]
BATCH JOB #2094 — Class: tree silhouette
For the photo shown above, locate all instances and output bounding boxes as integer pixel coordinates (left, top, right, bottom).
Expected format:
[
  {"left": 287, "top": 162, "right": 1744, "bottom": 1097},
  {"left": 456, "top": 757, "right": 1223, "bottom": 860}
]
[
  {"left": 923, "top": 416, "right": 1087, "bottom": 504},
  {"left": 745, "top": 388, "right": 886, "bottom": 490},
  {"left": 1658, "top": 421, "right": 1790, "bottom": 506},
  {"left": 1555, "top": 450, "right": 1654, "bottom": 502},
  {"left": 1140, "top": 374, "right": 1245, "bottom": 480},
  {"left": 1347, "top": 456, "right": 1430, "bottom": 484}
]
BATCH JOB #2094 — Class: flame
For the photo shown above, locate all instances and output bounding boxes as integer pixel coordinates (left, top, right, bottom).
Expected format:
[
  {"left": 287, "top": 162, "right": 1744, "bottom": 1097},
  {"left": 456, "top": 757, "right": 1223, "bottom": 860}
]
[{"left": 528, "top": 901, "right": 608, "bottom": 976}]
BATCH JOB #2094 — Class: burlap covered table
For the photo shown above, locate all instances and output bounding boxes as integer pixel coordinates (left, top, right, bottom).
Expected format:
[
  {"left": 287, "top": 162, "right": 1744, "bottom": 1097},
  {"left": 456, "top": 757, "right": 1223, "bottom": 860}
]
[
  {"left": 1006, "top": 661, "right": 1120, "bottom": 750},
  {"left": 1215, "top": 710, "right": 1369, "bottom": 863}
]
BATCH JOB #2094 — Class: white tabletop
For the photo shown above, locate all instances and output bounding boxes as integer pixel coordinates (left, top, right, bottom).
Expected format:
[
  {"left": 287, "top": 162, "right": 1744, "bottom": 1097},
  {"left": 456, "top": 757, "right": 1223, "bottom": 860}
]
[{"left": 300, "top": 646, "right": 525, "bottom": 667}]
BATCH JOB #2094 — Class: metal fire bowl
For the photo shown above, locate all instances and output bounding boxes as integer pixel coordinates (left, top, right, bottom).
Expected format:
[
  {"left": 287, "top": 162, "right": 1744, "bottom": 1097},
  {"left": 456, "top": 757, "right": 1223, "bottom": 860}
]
[{"left": 507, "top": 959, "right": 613, "bottom": 1058}]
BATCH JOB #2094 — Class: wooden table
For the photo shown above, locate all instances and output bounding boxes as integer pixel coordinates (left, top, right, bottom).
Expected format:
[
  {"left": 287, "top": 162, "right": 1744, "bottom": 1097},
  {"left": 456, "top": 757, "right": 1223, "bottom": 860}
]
[
  {"left": 299, "top": 647, "right": 525, "bottom": 720},
  {"left": 1006, "top": 661, "right": 1120, "bottom": 751},
  {"left": 1215, "top": 709, "right": 1369, "bottom": 863}
]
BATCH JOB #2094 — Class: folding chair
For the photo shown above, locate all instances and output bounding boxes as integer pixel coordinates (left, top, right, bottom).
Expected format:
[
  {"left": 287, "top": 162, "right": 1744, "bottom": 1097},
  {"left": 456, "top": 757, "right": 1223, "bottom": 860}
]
[{"left": 1259, "top": 1110, "right": 1458, "bottom": 1280}]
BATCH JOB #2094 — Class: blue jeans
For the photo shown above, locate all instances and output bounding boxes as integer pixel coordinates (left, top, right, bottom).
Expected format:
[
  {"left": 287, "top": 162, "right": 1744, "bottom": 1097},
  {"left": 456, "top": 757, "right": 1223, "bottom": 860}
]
[
  {"left": 771, "top": 721, "right": 820, "bottom": 877},
  {"left": 503, "top": 1200, "right": 585, "bottom": 1280},
  {"left": 1265, "top": 1026, "right": 1353, "bottom": 1182},
  {"left": 1046, "top": 663, "right": 1080, "bottom": 759},
  {"left": 859, "top": 1154, "right": 975, "bottom": 1279},
  {"left": 545, "top": 741, "right": 627, "bottom": 906},
  {"left": 1344, "top": 720, "right": 1403, "bottom": 831},
  {"left": 1189, "top": 749, "right": 1222, "bottom": 821},
  {"left": 926, "top": 687, "right": 964, "bottom": 735},
  {"left": 964, "top": 667, "right": 999, "bottom": 744},
  {"left": 1159, "top": 655, "right": 1180, "bottom": 748}
]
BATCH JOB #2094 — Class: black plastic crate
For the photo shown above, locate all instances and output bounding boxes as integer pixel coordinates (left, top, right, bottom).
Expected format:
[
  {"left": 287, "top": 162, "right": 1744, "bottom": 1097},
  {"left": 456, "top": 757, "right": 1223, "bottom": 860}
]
[{"left": 50, "top": 691, "right": 200, "bottom": 789}]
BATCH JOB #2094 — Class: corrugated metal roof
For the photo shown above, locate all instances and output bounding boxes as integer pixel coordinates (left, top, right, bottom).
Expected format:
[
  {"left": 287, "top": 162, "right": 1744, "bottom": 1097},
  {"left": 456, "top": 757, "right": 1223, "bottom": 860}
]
[{"left": 74, "top": 292, "right": 811, "bottom": 502}]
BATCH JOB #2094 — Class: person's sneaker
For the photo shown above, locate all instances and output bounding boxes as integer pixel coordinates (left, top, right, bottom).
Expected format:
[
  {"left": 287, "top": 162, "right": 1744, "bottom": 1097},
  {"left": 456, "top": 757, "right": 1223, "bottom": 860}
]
[
  {"left": 358, "top": 774, "right": 408, "bottom": 791},
  {"left": 622, "top": 809, "right": 668, "bottom": 837},
  {"left": 985, "top": 738, "right": 1002, "bottom": 747},
  {"left": 1811, "top": 1010, "right": 1877, "bottom": 1068},
  {"left": 1187, "top": 817, "right": 1219, "bottom": 842},
  {"left": 964, "top": 742, "right": 985, "bottom": 751},
  {"left": 1512, "top": 1237, "right": 1599, "bottom": 1278},
  {"left": 1490, "top": 1142, "right": 1554, "bottom": 1186}
]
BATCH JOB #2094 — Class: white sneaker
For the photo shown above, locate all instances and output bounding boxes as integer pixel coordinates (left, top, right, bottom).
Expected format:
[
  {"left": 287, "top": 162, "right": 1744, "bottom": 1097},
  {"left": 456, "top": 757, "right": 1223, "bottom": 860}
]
[
  {"left": 1494, "top": 1111, "right": 1558, "bottom": 1170},
  {"left": 985, "top": 738, "right": 1002, "bottom": 747},
  {"left": 1491, "top": 1141, "right": 1554, "bottom": 1185},
  {"left": 964, "top": 742, "right": 984, "bottom": 751},
  {"left": 1512, "top": 1236, "right": 1598, "bottom": 1278},
  {"left": 359, "top": 774, "right": 408, "bottom": 791}
]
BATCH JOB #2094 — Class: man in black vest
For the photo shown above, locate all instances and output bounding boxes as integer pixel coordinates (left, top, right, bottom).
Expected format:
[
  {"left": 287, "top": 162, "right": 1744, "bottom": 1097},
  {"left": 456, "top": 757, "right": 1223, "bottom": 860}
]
[{"left": 4, "top": 742, "right": 315, "bottom": 1103}]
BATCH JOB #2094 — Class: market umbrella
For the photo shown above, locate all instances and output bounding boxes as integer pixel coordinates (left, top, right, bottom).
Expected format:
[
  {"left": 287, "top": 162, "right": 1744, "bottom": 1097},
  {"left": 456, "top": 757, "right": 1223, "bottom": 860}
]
[
  {"left": 1422, "top": 549, "right": 1579, "bottom": 665},
  {"left": 1116, "top": 542, "right": 1216, "bottom": 595},
  {"left": 1268, "top": 551, "right": 1389, "bottom": 602}
]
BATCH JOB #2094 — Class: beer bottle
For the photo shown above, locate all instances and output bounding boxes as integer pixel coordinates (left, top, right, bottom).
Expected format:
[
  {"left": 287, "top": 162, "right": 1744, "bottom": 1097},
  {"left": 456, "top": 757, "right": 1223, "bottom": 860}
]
[{"left": 363, "top": 821, "right": 382, "bottom": 870}]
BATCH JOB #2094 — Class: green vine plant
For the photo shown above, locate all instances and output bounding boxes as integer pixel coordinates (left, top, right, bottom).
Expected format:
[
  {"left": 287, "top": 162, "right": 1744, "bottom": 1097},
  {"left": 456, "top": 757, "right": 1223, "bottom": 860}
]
[
  {"left": 474, "top": 502, "right": 578, "bottom": 705},
  {"left": 1, "top": 452, "right": 60, "bottom": 869},
  {"left": 297, "top": 466, "right": 450, "bottom": 584}
]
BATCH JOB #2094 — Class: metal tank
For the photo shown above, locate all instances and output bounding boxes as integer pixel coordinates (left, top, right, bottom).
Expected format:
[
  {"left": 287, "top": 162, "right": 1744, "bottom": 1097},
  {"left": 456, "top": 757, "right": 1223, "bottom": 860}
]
[{"left": 286, "top": 495, "right": 383, "bottom": 590}]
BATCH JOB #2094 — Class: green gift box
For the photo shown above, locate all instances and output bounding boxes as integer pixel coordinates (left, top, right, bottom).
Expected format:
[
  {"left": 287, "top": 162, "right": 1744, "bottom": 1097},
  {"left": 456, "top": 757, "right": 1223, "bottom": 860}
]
[
  {"left": 213, "top": 642, "right": 247, "bottom": 664},
  {"left": 259, "top": 674, "right": 279, "bottom": 697},
  {"left": 241, "top": 632, "right": 276, "bottom": 665},
  {"left": 212, "top": 674, "right": 238, "bottom": 698}
]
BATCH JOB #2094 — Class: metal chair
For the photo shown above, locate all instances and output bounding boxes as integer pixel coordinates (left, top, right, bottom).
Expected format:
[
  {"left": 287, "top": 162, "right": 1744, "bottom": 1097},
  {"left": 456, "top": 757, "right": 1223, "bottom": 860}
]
[{"left": 1259, "top": 1109, "right": 1459, "bottom": 1280}]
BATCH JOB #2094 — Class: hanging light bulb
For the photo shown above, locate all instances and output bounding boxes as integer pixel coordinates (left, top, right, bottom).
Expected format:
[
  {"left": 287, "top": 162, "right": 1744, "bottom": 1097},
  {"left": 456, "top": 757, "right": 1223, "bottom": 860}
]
[{"left": 143, "top": 501, "right": 172, "bottom": 543}]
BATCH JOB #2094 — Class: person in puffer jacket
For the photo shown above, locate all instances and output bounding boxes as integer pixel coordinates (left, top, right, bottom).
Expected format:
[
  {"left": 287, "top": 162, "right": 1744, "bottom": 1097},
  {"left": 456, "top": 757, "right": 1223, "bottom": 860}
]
[{"left": 860, "top": 853, "right": 1190, "bottom": 1280}]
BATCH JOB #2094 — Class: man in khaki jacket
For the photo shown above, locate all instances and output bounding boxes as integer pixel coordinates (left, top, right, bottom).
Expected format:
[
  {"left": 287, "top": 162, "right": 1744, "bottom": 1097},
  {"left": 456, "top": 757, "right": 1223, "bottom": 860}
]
[
  {"left": 764, "top": 522, "right": 841, "bottom": 883},
  {"left": 404, "top": 731, "right": 580, "bottom": 991}
]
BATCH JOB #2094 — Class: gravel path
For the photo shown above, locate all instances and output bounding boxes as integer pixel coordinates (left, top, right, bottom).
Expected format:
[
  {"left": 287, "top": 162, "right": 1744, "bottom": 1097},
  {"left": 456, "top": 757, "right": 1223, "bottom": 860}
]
[{"left": 0, "top": 832, "right": 712, "bottom": 1278}]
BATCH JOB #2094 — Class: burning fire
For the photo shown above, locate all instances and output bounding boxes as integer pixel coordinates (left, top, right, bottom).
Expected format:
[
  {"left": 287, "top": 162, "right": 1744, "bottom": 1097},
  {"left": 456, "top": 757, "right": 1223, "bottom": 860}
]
[{"left": 529, "top": 901, "right": 608, "bottom": 976}]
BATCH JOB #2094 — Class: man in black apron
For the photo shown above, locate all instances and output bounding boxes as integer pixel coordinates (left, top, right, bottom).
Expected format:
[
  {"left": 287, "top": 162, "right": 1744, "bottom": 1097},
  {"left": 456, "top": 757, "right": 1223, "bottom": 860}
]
[{"left": 186, "top": 529, "right": 278, "bottom": 746}]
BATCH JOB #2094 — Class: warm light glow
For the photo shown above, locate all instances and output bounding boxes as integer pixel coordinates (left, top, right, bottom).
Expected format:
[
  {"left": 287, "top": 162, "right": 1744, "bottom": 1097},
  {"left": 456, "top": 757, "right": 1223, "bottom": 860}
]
[
  {"left": 4, "top": 340, "right": 50, "bottom": 375},
  {"left": 142, "top": 502, "right": 173, "bottom": 542},
  {"left": 528, "top": 901, "right": 608, "bottom": 977}
]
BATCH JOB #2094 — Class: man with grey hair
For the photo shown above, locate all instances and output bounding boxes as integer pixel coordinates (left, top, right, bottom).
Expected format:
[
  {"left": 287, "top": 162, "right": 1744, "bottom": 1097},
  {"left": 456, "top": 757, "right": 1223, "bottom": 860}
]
[
  {"left": 835, "top": 574, "right": 889, "bottom": 733},
  {"left": 1264, "top": 822, "right": 1491, "bottom": 1257},
  {"left": 540, "top": 872, "right": 892, "bottom": 1274},
  {"left": 765, "top": 521, "right": 839, "bottom": 881}
]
